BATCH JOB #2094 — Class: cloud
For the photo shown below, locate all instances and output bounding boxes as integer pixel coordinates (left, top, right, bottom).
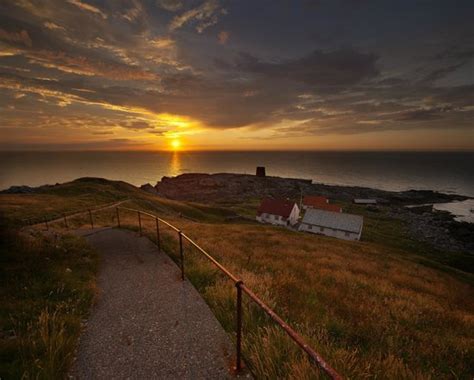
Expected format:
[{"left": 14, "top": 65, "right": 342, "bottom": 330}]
[
  {"left": 150, "top": 36, "right": 175, "bottom": 49},
  {"left": 217, "top": 30, "right": 229, "bottom": 44},
  {"left": 66, "top": 0, "right": 107, "bottom": 19},
  {"left": 157, "top": 0, "right": 183, "bottom": 12},
  {"left": 26, "top": 50, "right": 158, "bottom": 80},
  {"left": 0, "top": 28, "right": 32, "bottom": 47},
  {"left": 43, "top": 21, "right": 65, "bottom": 31},
  {"left": 394, "top": 106, "right": 454, "bottom": 122},
  {"left": 169, "top": 0, "right": 224, "bottom": 33},
  {"left": 227, "top": 48, "right": 379, "bottom": 88}
]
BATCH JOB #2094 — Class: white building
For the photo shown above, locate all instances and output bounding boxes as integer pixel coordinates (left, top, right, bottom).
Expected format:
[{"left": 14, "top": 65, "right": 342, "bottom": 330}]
[
  {"left": 256, "top": 198, "right": 300, "bottom": 226},
  {"left": 299, "top": 208, "right": 363, "bottom": 241}
]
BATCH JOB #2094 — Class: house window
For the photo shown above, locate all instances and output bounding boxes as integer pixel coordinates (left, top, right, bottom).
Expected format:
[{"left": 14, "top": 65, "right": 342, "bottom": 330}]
[
  {"left": 308, "top": 225, "right": 312, "bottom": 230},
  {"left": 345, "top": 232, "right": 350, "bottom": 237},
  {"left": 320, "top": 227, "right": 325, "bottom": 232}
]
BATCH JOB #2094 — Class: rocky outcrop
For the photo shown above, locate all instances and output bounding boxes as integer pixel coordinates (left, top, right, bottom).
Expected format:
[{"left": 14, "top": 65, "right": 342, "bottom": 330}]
[
  {"left": 153, "top": 173, "right": 468, "bottom": 205},
  {"left": 154, "top": 173, "right": 313, "bottom": 202},
  {"left": 140, "top": 183, "right": 158, "bottom": 195}
]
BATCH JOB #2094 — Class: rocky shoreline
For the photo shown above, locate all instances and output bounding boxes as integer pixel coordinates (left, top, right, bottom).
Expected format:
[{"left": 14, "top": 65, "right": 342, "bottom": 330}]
[
  {"left": 142, "top": 172, "right": 469, "bottom": 205},
  {"left": 142, "top": 173, "right": 473, "bottom": 254}
]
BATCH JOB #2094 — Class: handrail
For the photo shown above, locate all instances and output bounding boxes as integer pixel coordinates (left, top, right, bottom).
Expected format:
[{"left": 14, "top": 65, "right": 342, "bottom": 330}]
[
  {"left": 116, "top": 206, "right": 342, "bottom": 379},
  {"left": 119, "top": 206, "right": 180, "bottom": 232},
  {"left": 24, "top": 200, "right": 129, "bottom": 230}
]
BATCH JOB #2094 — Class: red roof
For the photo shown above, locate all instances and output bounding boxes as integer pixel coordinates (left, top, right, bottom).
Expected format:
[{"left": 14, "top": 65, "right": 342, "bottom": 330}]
[
  {"left": 313, "top": 203, "right": 342, "bottom": 212},
  {"left": 257, "top": 198, "right": 296, "bottom": 218},
  {"left": 303, "top": 196, "right": 328, "bottom": 207},
  {"left": 303, "top": 196, "right": 341, "bottom": 212}
]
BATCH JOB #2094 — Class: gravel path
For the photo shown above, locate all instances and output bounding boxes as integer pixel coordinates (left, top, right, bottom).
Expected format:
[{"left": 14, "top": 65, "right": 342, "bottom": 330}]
[{"left": 71, "top": 228, "right": 238, "bottom": 379}]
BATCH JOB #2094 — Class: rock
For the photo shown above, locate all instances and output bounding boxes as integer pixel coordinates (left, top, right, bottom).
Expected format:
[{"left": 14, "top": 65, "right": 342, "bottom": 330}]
[
  {"left": 1, "top": 185, "right": 36, "bottom": 194},
  {"left": 140, "top": 183, "right": 158, "bottom": 194}
]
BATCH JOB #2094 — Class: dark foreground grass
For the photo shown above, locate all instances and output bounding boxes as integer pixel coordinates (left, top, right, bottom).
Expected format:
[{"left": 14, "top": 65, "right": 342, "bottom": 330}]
[{"left": 0, "top": 227, "right": 98, "bottom": 379}]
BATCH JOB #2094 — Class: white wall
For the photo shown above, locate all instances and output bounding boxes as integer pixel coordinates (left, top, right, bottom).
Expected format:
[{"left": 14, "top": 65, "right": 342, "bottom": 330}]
[
  {"left": 288, "top": 204, "right": 300, "bottom": 225},
  {"left": 256, "top": 213, "right": 288, "bottom": 226},
  {"left": 298, "top": 223, "right": 361, "bottom": 241},
  {"left": 256, "top": 204, "right": 300, "bottom": 227}
]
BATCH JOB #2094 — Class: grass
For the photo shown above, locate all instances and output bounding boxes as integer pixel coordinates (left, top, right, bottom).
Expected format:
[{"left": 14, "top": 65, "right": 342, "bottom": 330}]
[
  {"left": 110, "top": 207, "right": 474, "bottom": 379},
  {"left": 1, "top": 178, "right": 473, "bottom": 379},
  {"left": 0, "top": 228, "right": 98, "bottom": 379}
]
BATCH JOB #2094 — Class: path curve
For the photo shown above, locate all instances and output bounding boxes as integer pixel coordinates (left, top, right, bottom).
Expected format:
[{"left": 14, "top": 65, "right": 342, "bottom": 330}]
[{"left": 71, "top": 228, "right": 238, "bottom": 379}]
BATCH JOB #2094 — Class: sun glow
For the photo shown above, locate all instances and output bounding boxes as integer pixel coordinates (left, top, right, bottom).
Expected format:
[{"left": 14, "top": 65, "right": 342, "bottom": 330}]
[{"left": 170, "top": 139, "right": 181, "bottom": 151}]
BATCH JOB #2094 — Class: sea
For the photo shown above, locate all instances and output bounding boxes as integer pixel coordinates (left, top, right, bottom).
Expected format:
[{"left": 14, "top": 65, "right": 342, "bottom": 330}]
[{"left": 1, "top": 151, "right": 473, "bottom": 222}]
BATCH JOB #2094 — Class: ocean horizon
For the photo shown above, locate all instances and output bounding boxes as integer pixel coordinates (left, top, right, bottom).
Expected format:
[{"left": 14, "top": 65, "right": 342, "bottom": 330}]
[{"left": 1, "top": 150, "right": 473, "bottom": 197}]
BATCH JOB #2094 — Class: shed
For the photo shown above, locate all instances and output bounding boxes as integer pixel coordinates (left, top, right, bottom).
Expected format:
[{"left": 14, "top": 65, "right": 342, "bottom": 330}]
[{"left": 298, "top": 209, "right": 363, "bottom": 241}]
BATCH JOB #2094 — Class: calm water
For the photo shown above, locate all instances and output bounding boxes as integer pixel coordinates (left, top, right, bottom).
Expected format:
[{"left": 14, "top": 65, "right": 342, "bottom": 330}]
[{"left": 1, "top": 151, "right": 473, "bottom": 197}]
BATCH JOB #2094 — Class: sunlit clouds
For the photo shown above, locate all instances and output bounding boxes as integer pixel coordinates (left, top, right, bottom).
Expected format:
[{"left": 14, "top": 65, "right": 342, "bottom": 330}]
[{"left": 0, "top": 1, "right": 473, "bottom": 151}]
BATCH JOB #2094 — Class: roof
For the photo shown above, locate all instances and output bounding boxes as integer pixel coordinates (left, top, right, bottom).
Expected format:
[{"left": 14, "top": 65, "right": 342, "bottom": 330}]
[
  {"left": 303, "top": 195, "right": 341, "bottom": 212},
  {"left": 257, "top": 198, "right": 297, "bottom": 218},
  {"left": 301, "top": 209, "right": 363, "bottom": 233},
  {"left": 313, "top": 203, "right": 342, "bottom": 212},
  {"left": 354, "top": 199, "right": 377, "bottom": 204},
  {"left": 303, "top": 196, "right": 328, "bottom": 206}
]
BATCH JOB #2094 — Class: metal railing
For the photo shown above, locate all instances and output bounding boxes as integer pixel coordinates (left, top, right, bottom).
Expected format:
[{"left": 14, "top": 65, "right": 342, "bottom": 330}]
[
  {"left": 114, "top": 206, "right": 342, "bottom": 379},
  {"left": 23, "top": 200, "right": 128, "bottom": 229}
]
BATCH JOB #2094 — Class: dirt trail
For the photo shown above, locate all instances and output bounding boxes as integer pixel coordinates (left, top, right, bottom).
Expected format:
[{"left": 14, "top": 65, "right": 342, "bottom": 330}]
[{"left": 71, "top": 228, "right": 239, "bottom": 379}]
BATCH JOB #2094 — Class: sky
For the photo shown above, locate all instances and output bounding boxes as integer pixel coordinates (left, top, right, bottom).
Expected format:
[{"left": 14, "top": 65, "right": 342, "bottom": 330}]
[{"left": 0, "top": 0, "right": 473, "bottom": 151}]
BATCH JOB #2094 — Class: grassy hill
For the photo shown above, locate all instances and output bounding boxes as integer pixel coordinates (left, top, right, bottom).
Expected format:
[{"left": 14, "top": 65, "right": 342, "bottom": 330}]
[{"left": 1, "top": 178, "right": 473, "bottom": 379}]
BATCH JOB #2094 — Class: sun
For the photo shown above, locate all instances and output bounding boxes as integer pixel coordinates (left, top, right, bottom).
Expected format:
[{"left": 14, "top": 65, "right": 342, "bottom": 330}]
[{"left": 170, "top": 139, "right": 181, "bottom": 151}]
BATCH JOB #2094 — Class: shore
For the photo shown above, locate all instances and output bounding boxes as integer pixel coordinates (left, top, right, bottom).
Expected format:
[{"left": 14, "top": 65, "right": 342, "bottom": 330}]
[
  {"left": 141, "top": 173, "right": 473, "bottom": 254},
  {"left": 3, "top": 173, "right": 473, "bottom": 255}
]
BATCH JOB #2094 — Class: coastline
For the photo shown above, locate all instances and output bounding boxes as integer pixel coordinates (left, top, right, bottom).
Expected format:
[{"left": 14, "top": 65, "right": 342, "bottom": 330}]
[
  {"left": 144, "top": 172, "right": 474, "bottom": 254},
  {"left": 3, "top": 173, "right": 473, "bottom": 255}
]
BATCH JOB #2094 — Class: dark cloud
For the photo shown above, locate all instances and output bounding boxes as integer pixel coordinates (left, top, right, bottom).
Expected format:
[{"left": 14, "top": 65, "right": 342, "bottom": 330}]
[{"left": 222, "top": 48, "right": 379, "bottom": 88}]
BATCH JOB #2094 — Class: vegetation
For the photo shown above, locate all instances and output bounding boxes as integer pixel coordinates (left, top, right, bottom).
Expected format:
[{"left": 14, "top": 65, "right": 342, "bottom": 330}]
[
  {"left": 1, "top": 178, "right": 473, "bottom": 379},
  {"left": 0, "top": 228, "right": 98, "bottom": 379}
]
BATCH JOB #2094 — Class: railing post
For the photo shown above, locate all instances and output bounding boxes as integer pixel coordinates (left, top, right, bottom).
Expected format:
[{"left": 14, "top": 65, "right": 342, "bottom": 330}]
[
  {"left": 235, "top": 280, "right": 244, "bottom": 373},
  {"left": 44, "top": 217, "right": 49, "bottom": 231},
  {"left": 116, "top": 207, "right": 121, "bottom": 227},
  {"left": 138, "top": 211, "right": 142, "bottom": 235},
  {"left": 179, "top": 231, "right": 184, "bottom": 281},
  {"left": 155, "top": 217, "right": 161, "bottom": 250},
  {"left": 88, "top": 209, "right": 94, "bottom": 229},
  {"left": 63, "top": 213, "right": 68, "bottom": 230}
]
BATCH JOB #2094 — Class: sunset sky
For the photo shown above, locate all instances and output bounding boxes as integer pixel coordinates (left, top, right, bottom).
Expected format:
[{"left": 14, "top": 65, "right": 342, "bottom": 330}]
[{"left": 0, "top": 0, "right": 473, "bottom": 151}]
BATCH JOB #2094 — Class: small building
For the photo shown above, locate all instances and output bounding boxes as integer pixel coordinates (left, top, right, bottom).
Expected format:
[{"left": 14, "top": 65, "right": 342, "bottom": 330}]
[
  {"left": 353, "top": 199, "right": 377, "bottom": 205},
  {"left": 256, "top": 198, "right": 300, "bottom": 226},
  {"left": 299, "top": 208, "right": 363, "bottom": 241},
  {"left": 302, "top": 195, "right": 342, "bottom": 213},
  {"left": 256, "top": 166, "right": 266, "bottom": 177}
]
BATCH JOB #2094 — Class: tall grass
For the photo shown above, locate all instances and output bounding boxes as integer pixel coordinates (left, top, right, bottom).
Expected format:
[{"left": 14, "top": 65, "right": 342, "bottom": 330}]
[
  {"left": 99, "top": 208, "right": 474, "bottom": 379},
  {"left": 0, "top": 229, "right": 98, "bottom": 379}
]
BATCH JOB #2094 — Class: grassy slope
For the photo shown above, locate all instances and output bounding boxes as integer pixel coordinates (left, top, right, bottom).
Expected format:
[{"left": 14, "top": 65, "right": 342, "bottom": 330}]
[
  {"left": 1, "top": 178, "right": 473, "bottom": 379},
  {"left": 0, "top": 229, "right": 98, "bottom": 379}
]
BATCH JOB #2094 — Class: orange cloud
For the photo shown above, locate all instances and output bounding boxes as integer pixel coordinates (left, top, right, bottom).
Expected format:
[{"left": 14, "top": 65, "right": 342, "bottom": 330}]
[{"left": 66, "top": 0, "right": 107, "bottom": 19}]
